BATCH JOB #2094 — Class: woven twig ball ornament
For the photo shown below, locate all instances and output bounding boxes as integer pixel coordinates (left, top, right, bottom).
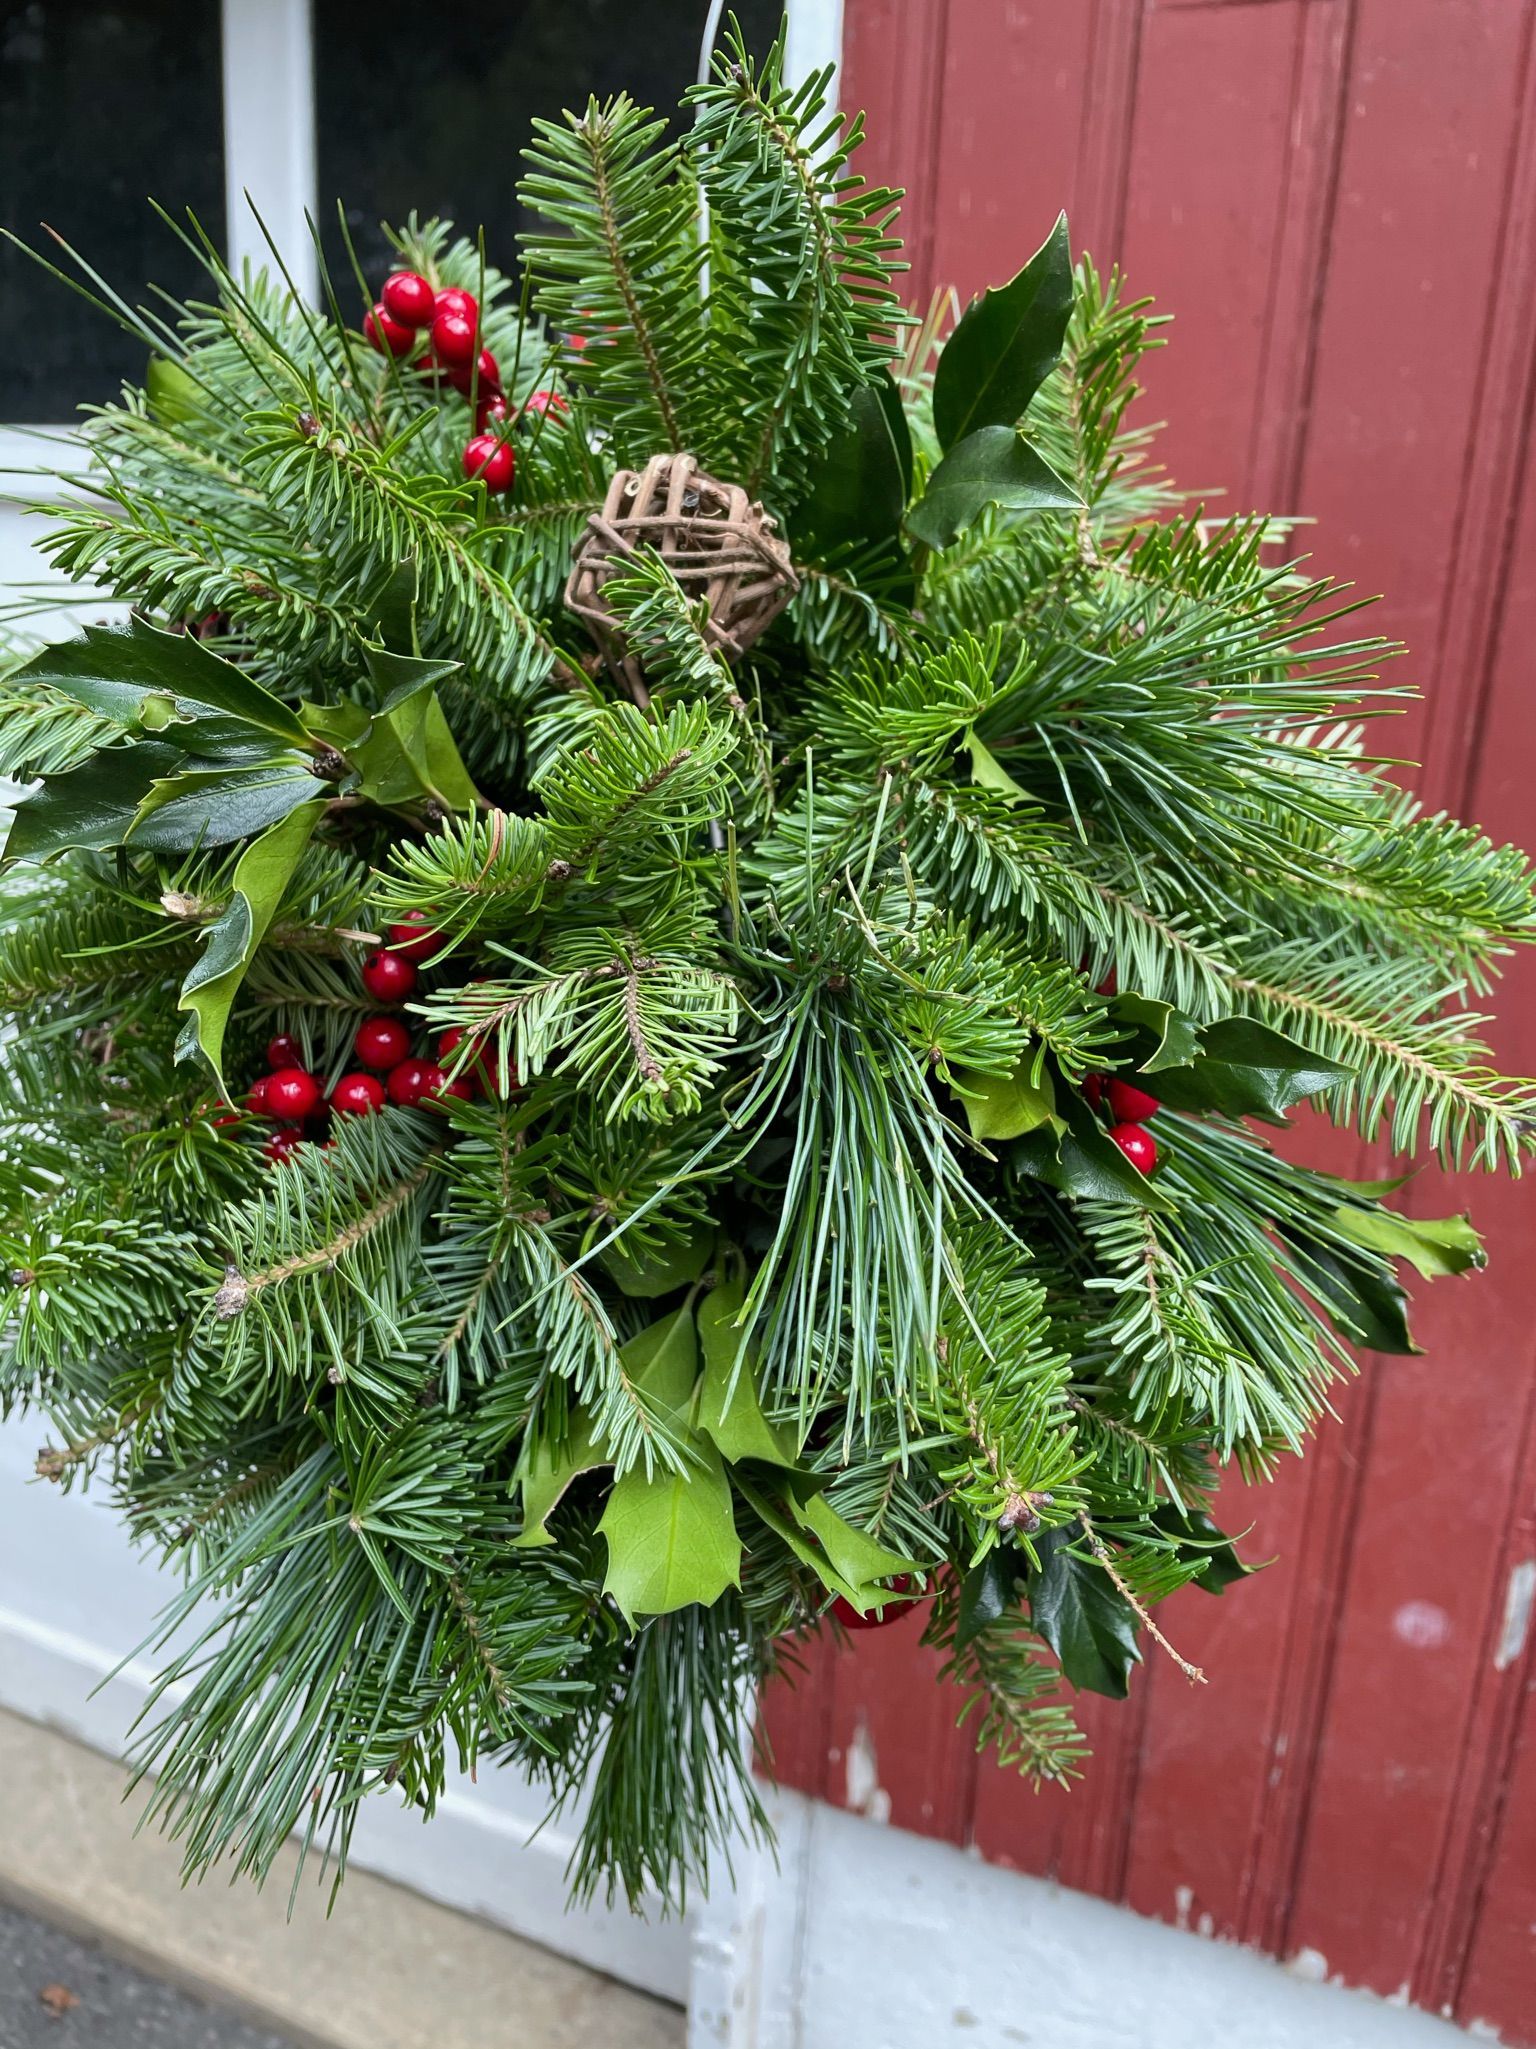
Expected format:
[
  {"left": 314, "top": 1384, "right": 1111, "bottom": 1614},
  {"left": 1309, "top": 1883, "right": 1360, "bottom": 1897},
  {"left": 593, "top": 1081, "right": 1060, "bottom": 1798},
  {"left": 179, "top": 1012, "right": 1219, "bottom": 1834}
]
[{"left": 565, "top": 452, "right": 798, "bottom": 697}]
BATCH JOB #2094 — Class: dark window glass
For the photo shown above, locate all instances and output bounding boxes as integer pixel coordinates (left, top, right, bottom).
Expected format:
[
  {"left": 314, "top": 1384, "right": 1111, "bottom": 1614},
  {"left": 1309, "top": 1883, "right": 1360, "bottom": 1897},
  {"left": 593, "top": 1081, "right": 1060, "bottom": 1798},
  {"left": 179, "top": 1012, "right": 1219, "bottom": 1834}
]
[
  {"left": 0, "top": 3, "right": 226, "bottom": 423},
  {"left": 316, "top": 0, "right": 782, "bottom": 298}
]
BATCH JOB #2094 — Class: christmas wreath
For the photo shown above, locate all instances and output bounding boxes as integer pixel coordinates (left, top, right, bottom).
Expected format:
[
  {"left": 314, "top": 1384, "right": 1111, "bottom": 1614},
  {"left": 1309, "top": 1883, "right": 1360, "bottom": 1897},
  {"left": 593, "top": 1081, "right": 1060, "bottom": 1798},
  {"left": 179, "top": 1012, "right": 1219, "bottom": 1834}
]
[{"left": 2, "top": 23, "right": 1532, "bottom": 1910}]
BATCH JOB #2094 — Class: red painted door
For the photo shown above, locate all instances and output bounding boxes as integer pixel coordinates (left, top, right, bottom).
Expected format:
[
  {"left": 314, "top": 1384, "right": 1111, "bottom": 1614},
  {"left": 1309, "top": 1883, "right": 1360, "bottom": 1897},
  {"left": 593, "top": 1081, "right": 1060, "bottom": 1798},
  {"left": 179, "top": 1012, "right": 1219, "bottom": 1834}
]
[{"left": 762, "top": 5, "right": 1536, "bottom": 2038}]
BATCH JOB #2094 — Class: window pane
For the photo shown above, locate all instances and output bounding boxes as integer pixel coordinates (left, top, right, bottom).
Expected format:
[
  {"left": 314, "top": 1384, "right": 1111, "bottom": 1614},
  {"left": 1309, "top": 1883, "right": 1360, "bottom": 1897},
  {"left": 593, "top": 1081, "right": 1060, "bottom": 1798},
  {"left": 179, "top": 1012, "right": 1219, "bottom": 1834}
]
[
  {"left": 0, "top": 2, "right": 226, "bottom": 424},
  {"left": 316, "top": 0, "right": 783, "bottom": 297}
]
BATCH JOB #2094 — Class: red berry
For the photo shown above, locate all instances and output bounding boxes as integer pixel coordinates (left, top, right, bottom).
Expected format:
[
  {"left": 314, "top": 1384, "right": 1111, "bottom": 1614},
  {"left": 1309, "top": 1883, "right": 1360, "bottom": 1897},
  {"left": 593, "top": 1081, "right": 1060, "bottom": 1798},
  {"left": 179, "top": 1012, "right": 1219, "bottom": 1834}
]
[
  {"left": 385, "top": 911, "right": 444, "bottom": 963},
  {"left": 247, "top": 1076, "right": 273, "bottom": 1116},
  {"left": 381, "top": 270, "right": 436, "bottom": 328},
  {"left": 523, "top": 389, "right": 567, "bottom": 420},
  {"left": 1082, "top": 1074, "right": 1104, "bottom": 1110},
  {"left": 433, "top": 287, "right": 478, "bottom": 326},
  {"left": 354, "top": 1015, "right": 412, "bottom": 1071},
  {"left": 332, "top": 1071, "right": 386, "bottom": 1117},
  {"left": 267, "top": 1067, "right": 322, "bottom": 1122},
  {"left": 265, "top": 1126, "right": 304, "bottom": 1162},
  {"left": 387, "top": 1057, "right": 447, "bottom": 1108},
  {"left": 565, "top": 332, "right": 588, "bottom": 353},
  {"left": 361, "top": 949, "right": 418, "bottom": 1002},
  {"left": 463, "top": 434, "right": 515, "bottom": 493},
  {"left": 831, "top": 1576, "right": 914, "bottom": 1630},
  {"left": 1107, "top": 1077, "right": 1161, "bottom": 1123},
  {"left": 364, "top": 303, "right": 414, "bottom": 357},
  {"left": 267, "top": 1033, "right": 301, "bottom": 1070},
  {"left": 430, "top": 308, "right": 477, "bottom": 366},
  {"left": 1108, "top": 1122, "right": 1158, "bottom": 1175},
  {"left": 472, "top": 346, "right": 500, "bottom": 391},
  {"left": 441, "top": 1078, "right": 474, "bottom": 1102},
  {"left": 476, "top": 394, "right": 510, "bottom": 431}
]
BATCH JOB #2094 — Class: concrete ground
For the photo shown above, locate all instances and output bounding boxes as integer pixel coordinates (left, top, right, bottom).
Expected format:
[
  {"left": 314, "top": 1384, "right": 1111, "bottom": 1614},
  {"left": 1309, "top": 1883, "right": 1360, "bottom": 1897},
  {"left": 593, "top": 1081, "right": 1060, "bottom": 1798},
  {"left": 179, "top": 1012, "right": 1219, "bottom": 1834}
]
[
  {"left": 0, "top": 1709, "right": 683, "bottom": 2049},
  {"left": 0, "top": 1900, "right": 302, "bottom": 2048}
]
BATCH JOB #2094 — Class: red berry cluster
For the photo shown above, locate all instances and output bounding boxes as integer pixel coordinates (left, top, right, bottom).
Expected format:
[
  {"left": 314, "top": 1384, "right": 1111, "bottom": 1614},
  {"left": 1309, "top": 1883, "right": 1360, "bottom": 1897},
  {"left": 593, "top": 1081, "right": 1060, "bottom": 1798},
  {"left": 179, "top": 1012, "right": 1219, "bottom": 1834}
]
[
  {"left": 362, "top": 271, "right": 566, "bottom": 499},
  {"left": 1082, "top": 1072, "right": 1161, "bottom": 1174},
  {"left": 830, "top": 1575, "right": 915, "bottom": 1631},
  {"left": 239, "top": 913, "right": 517, "bottom": 1161}
]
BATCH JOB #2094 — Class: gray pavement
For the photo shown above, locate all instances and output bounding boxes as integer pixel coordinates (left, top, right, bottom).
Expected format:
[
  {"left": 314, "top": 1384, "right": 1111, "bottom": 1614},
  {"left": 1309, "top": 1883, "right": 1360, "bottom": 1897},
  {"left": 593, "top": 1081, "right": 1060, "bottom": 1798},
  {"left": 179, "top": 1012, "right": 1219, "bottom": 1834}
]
[{"left": 0, "top": 1900, "right": 301, "bottom": 2049}]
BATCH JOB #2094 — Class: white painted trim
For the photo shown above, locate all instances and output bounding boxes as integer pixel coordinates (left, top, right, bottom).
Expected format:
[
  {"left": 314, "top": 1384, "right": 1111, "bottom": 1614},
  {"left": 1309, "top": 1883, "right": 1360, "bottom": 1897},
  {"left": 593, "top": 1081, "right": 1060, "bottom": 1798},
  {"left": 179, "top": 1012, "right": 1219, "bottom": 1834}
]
[
  {"left": 220, "top": 0, "right": 318, "bottom": 301},
  {"left": 784, "top": 0, "right": 846, "bottom": 100},
  {"left": 690, "top": 1787, "right": 1478, "bottom": 2049}
]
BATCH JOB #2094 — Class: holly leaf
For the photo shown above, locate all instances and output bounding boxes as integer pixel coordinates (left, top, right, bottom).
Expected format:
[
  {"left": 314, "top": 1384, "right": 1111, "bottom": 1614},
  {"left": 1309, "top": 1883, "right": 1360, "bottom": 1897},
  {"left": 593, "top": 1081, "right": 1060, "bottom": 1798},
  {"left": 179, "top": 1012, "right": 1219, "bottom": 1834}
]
[
  {"left": 696, "top": 1277, "right": 800, "bottom": 1469},
  {"left": 798, "top": 377, "right": 909, "bottom": 555},
  {"left": 790, "top": 1491, "right": 916, "bottom": 1590},
  {"left": 1029, "top": 1528, "right": 1141, "bottom": 1699},
  {"left": 1151, "top": 1504, "right": 1259, "bottom": 1595},
  {"left": 622, "top": 1305, "right": 699, "bottom": 1420},
  {"left": 733, "top": 1474, "right": 914, "bottom": 1614},
  {"left": 126, "top": 760, "right": 322, "bottom": 851},
  {"left": 351, "top": 646, "right": 477, "bottom": 811},
  {"left": 1011, "top": 1090, "right": 1176, "bottom": 1212},
  {"left": 3, "top": 740, "right": 184, "bottom": 861},
  {"left": 906, "top": 426, "right": 1080, "bottom": 550},
  {"left": 600, "top": 1225, "right": 714, "bottom": 1299},
  {"left": 9, "top": 618, "right": 313, "bottom": 747},
  {"left": 1284, "top": 1230, "right": 1419, "bottom": 1355},
  {"left": 955, "top": 1550, "right": 1023, "bottom": 1650},
  {"left": 1144, "top": 1017, "right": 1351, "bottom": 1123},
  {"left": 597, "top": 1437, "right": 741, "bottom": 1625},
  {"left": 964, "top": 728, "right": 1032, "bottom": 805},
  {"left": 514, "top": 1407, "right": 606, "bottom": 1549},
  {"left": 953, "top": 1058, "right": 1061, "bottom": 1143},
  {"left": 1107, "top": 993, "right": 1202, "bottom": 1073},
  {"left": 932, "top": 212, "right": 1074, "bottom": 451},
  {"left": 175, "top": 799, "right": 327, "bottom": 1081},
  {"left": 1331, "top": 1203, "right": 1485, "bottom": 1279}
]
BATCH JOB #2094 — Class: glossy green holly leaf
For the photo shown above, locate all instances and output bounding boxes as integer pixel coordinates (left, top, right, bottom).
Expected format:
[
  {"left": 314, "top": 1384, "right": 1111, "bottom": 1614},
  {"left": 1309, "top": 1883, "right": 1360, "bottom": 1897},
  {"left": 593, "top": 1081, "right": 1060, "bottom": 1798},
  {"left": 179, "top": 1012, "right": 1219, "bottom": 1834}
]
[
  {"left": 955, "top": 1550, "right": 1023, "bottom": 1650},
  {"left": 696, "top": 1277, "right": 800, "bottom": 1469},
  {"left": 598, "top": 1434, "right": 741, "bottom": 1625},
  {"left": 126, "top": 759, "right": 322, "bottom": 851},
  {"left": 3, "top": 740, "right": 184, "bottom": 861},
  {"left": 175, "top": 799, "right": 326, "bottom": 1081},
  {"left": 733, "top": 1474, "right": 913, "bottom": 1614},
  {"left": 1144, "top": 1017, "right": 1352, "bottom": 1123},
  {"left": 351, "top": 646, "right": 477, "bottom": 811},
  {"left": 788, "top": 1490, "right": 915, "bottom": 1590},
  {"left": 600, "top": 1224, "right": 714, "bottom": 1299},
  {"left": 9, "top": 619, "right": 313, "bottom": 747},
  {"left": 1029, "top": 1527, "right": 1141, "bottom": 1699},
  {"left": 623, "top": 1305, "right": 700, "bottom": 1420},
  {"left": 964, "top": 728, "right": 1032, "bottom": 805},
  {"left": 146, "top": 355, "right": 203, "bottom": 424},
  {"left": 933, "top": 213, "right": 1074, "bottom": 451},
  {"left": 798, "top": 378, "right": 909, "bottom": 555},
  {"left": 906, "top": 426, "right": 1081, "bottom": 551},
  {"left": 1108, "top": 993, "right": 1202, "bottom": 1073},
  {"left": 514, "top": 1407, "right": 607, "bottom": 1549},
  {"left": 1151, "top": 1503, "right": 1259, "bottom": 1596},
  {"left": 1284, "top": 1230, "right": 1419, "bottom": 1355},
  {"left": 1331, "top": 1203, "right": 1485, "bottom": 1279},
  {"left": 1011, "top": 1089, "right": 1176, "bottom": 1212},
  {"left": 953, "top": 1057, "right": 1061, "bottom": 1143}
]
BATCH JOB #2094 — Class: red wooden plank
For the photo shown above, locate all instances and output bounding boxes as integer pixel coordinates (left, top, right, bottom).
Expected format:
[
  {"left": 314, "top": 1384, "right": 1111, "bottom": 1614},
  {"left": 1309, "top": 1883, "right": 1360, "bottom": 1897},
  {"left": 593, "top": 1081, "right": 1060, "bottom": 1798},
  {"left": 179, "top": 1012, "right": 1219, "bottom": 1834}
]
[{"left": 1265, "top": 0, "right": 1536, "bottom": 2001}]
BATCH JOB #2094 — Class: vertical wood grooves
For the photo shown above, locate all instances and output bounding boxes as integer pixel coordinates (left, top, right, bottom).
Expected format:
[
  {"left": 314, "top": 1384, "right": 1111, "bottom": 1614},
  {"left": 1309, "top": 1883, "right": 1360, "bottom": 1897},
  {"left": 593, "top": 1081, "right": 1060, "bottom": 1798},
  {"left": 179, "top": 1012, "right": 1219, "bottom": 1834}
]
[
  {"left": 1424, "top": 0, "right": 1536, "bottom": 817},
  {"left": 1246, "top": 0, "right": 1356, "bottom": 511},
  {"left": 1077, "top": 0, "right": 1148, "bottom": 256}
]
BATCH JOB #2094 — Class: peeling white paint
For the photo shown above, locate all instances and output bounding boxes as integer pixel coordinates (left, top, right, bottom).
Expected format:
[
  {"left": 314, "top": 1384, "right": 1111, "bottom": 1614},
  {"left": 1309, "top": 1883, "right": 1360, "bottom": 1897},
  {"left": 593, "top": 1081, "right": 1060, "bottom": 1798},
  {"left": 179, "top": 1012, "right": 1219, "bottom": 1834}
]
[
  {"left": 843, "top": 1717, "right": 891, "bottom": 1824},
  {"left": 1492, "top": 1558, "right": 1536, "bottom": 1672},
  {"left": 1174, "top": 1883, "right": 1194, "bottom": 1931},
  {"left": 1393, "top": 1599, "right": 1452, "bottom": 1650}
]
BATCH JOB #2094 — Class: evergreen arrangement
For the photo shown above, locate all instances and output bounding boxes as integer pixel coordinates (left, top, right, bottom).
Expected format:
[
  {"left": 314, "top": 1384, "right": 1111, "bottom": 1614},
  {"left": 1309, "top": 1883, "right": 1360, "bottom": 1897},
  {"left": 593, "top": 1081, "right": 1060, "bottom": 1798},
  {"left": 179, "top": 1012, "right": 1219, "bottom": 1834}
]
[{"left": 2, "top": 24, "right": 1531, "bottom": 1910}]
